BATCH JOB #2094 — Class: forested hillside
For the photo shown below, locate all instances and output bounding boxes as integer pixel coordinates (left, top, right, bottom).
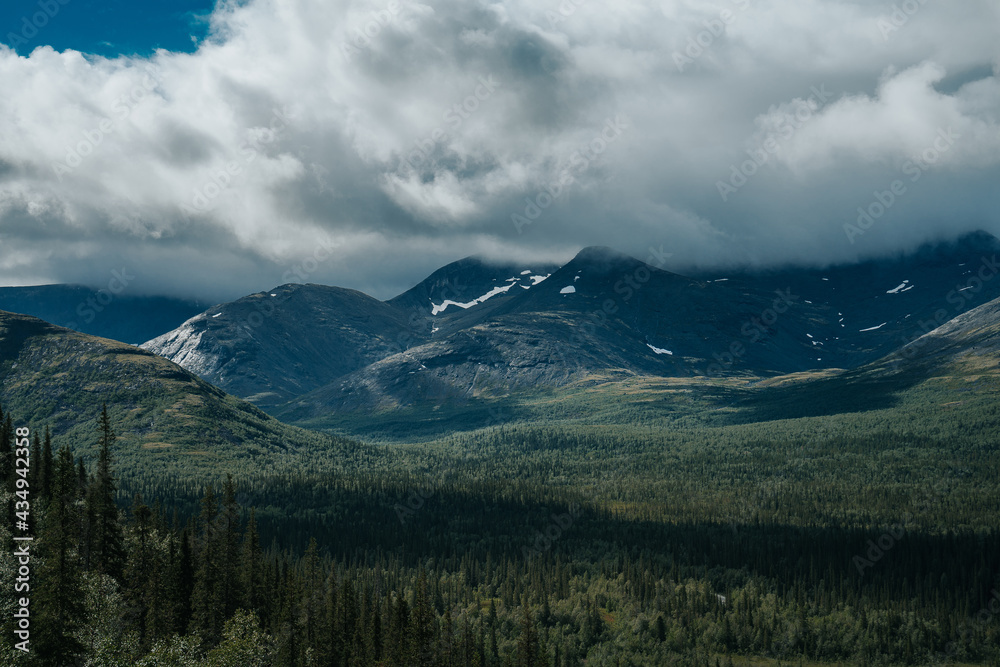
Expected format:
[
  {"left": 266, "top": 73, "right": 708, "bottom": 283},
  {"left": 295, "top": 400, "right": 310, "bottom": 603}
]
[{"left": 3, "top": 350, "right": 1000, "bottom": 665}]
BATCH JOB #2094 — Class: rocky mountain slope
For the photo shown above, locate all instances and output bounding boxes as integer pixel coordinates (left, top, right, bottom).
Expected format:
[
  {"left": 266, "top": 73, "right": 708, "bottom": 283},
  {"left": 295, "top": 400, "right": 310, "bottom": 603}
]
[
  {"left": 140, "top": 232, "right": 1000, "bottom": 419},
  {"left": 0, "top": 309, "right": 337, "bottom": 464}
]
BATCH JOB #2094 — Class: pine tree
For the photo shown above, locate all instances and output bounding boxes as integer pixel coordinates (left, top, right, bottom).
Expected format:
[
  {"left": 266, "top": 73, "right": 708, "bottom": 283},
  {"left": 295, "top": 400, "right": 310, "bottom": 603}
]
[
  {"left": 39, "top": 426, "right": 54, "bottom": 500},
  {"left": 192, "top": 485, "right": 226, "bottom": 645},
  {"left": 489, "top": 598, "right": 499, "bottom": 665},
  {"left": 300, "top": 537, "right": 324, "bottom": 654},
  {"left": 172, "top": 526, "right": 196, "bottom": 634},
  {"left": 516, "top": 597, "right": 539, "bottom": 667},
  {"left": 76, "top": 456, "right": 88, "bottom": 497},
  {"left": 34, "top": 445, "right": 86, "bottom": 665},
  {"left": 220, "top": 475, "right": 243, "bottom": 619},
  {"left": 125, "top": 493, "right": 159, "bottom": 642},
  {"left": 386, "top": 592, "right": 409, "bottom": 666},
  {"left": 654, "top": 614, "right": 667, "bottom": 642},
  {"left": 369, "top": 594, "right": 382, "bottom": 666},
  {"left": 323, "top": 568, "right": 344, "bottom": 666},
  {"left": 412, "top": 568, "right": 436, "bottom": 666},
  {"left": 85, "top": 404, "right": 125, "bottom": 579},
  {"left": 339, "top": 577, "right": 359, "bottom": 666},
  {"left": 0, "top": 412, "right": 12, "bottom": 484},
  {"left": 440, "top": 603, "right": 454, "bottom": 667},
  {"left": 273, "top": 565, "right": 301, "bottom": 667},
  {"left": 240, "top": 508, "right": 266, "bottom": 616},
  {"left": 478, "top": 615, "right": 487, "bottom": 667}
]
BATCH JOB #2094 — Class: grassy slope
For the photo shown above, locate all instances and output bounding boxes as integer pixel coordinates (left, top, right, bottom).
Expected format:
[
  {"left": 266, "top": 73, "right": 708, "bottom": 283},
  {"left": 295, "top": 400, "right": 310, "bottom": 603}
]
[
  {"left": 285, "top": 324, "right": 1000, "bottom": 535},
  {"left": 0, "top": 310, "right": 363, "bottom": 485}
]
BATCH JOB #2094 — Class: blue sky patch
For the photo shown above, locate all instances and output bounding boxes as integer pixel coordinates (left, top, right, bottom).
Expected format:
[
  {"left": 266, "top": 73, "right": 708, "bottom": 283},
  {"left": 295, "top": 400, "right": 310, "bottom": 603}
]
[{"left": 2, "top": 0, "right": 215, "bottom": 58}]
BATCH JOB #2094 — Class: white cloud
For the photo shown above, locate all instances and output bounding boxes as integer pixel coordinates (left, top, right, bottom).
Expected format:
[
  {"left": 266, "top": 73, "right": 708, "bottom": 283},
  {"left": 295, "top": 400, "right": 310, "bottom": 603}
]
[{"left": 0, "top": 0, "right": 998, "bottom": 300}]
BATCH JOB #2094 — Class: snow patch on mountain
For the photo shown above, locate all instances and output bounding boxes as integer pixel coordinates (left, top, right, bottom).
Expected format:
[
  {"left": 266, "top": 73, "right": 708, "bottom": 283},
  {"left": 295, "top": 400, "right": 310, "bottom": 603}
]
[
  {"left": 647, "top": 344, "right": 673, "bottom": 355},
  {"left": 560, "top": 286, "right": 576, "bottom": 294},
  {"left": 431, "top": 283, "right": 515, "bottom": 315},
  {"left": 886, "top": 281, "right": 914, "bottom": 294},
  {"left": 859, "top": 322, "right": 887, "bottom": 332}
]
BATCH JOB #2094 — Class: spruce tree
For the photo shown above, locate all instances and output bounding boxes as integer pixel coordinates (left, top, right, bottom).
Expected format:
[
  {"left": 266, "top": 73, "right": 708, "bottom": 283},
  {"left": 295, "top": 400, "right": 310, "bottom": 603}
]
[
  {"left": 321, "top": 568, "right": 343, "bottom": 666},
  {"left": 85, "top": 404, "right": 125, "bottom": 579},
  {"left": 0, "top": 412, "right": 12, "bottom": 484},
  {"left": 220, "top": 476, "right": 242, "bottom": 619},
  {"left": 516, "top": 597, "right": 538, "bottom": 667},
  {"left": 171, "top": 526, "right": 196, "bottom": 634},
  {"left": 34, "top": 445, "right": 86, "bottom": 665},
  {"left": 192, "top": 485, "right": 226, "bottom": 645},
  {"left": 126, "top": 494, "right": 156, "bottom": 640},
  {"left": 240, "top": 508, "right": 266, "bottom": 617},
  {"left": 412, "top": 568, "right": 436, "bottom": 666},
  {"left": 39, "top": 425, "right": 54, "bottom": 500},
  {"left": 301, "top": 537, "right": 324, "bottom": 651}
]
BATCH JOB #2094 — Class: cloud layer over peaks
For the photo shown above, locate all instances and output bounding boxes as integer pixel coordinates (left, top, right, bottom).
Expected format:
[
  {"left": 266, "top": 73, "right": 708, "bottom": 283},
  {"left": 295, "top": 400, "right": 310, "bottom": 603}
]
[{"left": 1, "top": 0, "right": 999, "bottom": 300}]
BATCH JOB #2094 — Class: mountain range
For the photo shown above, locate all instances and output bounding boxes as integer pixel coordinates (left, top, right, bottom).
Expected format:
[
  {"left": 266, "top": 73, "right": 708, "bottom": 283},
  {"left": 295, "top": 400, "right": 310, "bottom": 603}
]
[
  {"left": 0, "top": 230, "right": 998, "bottom": 473},
  {"left": 139, "top": 231, "right": 1000, "bottom": 423}
]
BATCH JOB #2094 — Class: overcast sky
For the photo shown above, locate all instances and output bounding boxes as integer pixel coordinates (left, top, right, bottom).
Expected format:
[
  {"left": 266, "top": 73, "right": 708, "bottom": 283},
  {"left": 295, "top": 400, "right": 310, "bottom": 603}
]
[{"left": 1, "top": 0, "right": 998, "bottom": 302}]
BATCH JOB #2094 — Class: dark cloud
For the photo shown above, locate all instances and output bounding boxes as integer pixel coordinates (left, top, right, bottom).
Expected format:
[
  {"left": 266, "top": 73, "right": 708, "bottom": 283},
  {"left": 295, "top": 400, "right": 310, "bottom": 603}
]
[{"left": 0, "top": 0, "right": 998, "bottom": 302}]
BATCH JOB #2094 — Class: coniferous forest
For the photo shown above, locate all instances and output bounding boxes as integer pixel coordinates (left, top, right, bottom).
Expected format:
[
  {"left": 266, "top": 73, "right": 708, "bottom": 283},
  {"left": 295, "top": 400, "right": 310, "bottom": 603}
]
[{"left": 3, "top": 375, "right": 1000, "bottom": 667}]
